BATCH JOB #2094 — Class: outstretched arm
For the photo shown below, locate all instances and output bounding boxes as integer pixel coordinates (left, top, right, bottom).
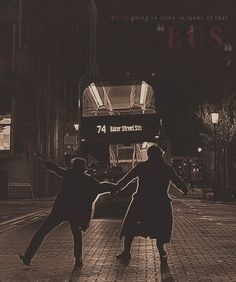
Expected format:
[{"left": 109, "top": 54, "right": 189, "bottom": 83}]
[
  {"left": 169, "top": 166, "right": 189, "bottom": 196},
  {"left": 34, "top": 153, "right": 66, "bottom": 177},
  {"left": 116, "top": 165, "right": 139, "bottom": 191},
  {"left": 99, "top": 181, "right": 118, "bottom": 195},
  {"left": 91, "top": 167, "right": 139, "bottom": 197}
]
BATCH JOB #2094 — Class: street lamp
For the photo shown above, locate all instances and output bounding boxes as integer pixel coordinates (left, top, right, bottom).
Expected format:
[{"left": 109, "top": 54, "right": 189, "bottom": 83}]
[
  {"left": 74, "top": 123, "right": 79, "bottom": 131},
  {"left": 211, "top": 112, "right": 219, "bottom": 124},
  {"left": 197, "top": 147, "right": 203, "bottom": 153},
  {"left": 211, "top": 112, "right": 219, "bottom": 199},
  {"left": 73, "top": 123, "right": 79, "bottom": 152}
]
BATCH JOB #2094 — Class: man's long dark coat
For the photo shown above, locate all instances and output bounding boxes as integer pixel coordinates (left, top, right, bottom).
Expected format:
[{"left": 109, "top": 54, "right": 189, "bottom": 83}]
[
  {"left": 46, "top": 162, "right": 112, "bottom": 231},
  {"left": 118, "top": 159, "right": 188, "bottom": 243}
]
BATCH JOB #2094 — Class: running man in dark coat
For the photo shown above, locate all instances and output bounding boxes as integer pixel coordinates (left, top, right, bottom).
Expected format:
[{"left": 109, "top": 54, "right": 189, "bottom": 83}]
[
  {"left": 20, "top": 155, "right": 115, "bottom": 269},
  {"left": 115, "top": 145, "right": 189, "bottom": 261}
]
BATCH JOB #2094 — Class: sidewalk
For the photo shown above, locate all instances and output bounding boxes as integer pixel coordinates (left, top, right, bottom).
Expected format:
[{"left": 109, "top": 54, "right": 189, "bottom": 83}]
[
  {"left": 0, "top": 198, "right": 54, "bottom": 224},
  {"left": 0, "top": 198, "right": 235, "bottom": 281}
]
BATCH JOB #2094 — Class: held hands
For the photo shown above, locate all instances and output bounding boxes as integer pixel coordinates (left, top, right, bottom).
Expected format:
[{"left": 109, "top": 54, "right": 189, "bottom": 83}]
[
  {"left": 103, "top": 182, "right": 121, "bottom": 196},
  {"left": 110, "top": 188, "right": 121, "bottom": 197},
  {"left": 110, "top": 183, "right": 121, "bottom": 196},
  {"left": 100, "top": 182, "right": 120, "bottom": 196}
]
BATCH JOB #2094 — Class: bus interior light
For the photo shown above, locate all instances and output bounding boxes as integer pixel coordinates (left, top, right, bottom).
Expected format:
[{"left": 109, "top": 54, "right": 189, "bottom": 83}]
[
  {"left": 140, "top": 81, "right": 148, "bottom": 105},
  {"left": 89, "top": 83, "right": 103, "bottom": 107}
]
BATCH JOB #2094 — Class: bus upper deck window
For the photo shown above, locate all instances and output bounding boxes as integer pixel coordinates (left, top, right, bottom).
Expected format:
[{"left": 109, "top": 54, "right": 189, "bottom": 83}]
[{"left": 82, "top": 80, "right": 156, "bottom": 117}]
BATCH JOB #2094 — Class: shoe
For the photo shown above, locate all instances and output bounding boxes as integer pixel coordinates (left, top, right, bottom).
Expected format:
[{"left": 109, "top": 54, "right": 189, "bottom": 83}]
[
  {"left": 116, "top": 252, "right": 131, "bottom": 261},
  {"left": 19, "top": 254, "right": 31, "bottom": 266},
  {"left": 73, "top": 259, "right": 83, "bottom": 271}
]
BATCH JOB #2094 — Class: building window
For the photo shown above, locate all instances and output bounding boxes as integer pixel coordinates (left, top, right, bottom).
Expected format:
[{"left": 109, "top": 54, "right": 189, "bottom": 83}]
[{"left": 0, "top": 114, "right": 11, "bottom": 151}]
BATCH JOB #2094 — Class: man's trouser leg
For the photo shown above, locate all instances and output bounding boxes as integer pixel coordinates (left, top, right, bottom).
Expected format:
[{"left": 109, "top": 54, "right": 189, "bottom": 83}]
[
  {"left": 25, "top": 214, "right": 63, "bottom": 260},
  {"left": 70, "top": 222, "right": 82, "bottom": 262}
]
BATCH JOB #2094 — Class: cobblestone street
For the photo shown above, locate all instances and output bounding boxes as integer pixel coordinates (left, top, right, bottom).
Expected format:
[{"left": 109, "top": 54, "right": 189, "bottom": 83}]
[{"left": 0, "top": 198, "right": 235, "bottom": 281}]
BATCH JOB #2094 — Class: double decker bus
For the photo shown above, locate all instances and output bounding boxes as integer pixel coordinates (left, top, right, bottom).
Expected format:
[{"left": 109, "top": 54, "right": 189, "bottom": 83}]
[{"left": 79, "top": 75, "right": 162, "bottom": 180}]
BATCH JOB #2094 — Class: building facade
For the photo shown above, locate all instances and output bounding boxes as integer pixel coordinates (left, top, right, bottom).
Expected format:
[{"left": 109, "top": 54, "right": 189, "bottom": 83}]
[{"left": 0, "top": 0, "right": 97, "bottom": 198}]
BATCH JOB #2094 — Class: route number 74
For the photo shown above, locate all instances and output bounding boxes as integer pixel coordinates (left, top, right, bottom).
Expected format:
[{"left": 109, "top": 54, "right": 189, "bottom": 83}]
[{"left": 97, "top": 125, "right": 106, "bottom": 134}]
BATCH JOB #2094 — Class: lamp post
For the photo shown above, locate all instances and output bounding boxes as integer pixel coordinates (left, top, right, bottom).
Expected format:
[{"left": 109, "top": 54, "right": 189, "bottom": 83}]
[
  {"left": 73, "top": 123, "right": 79, "bottom": 152},
  {"left": 211, "top": 112, "right": 219, "bottom": 199}
]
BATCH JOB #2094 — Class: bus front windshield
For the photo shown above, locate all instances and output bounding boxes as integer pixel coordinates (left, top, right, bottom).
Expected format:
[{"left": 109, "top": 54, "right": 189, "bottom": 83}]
[{"left": 82, "top": 80, "right": 156, "bottom": 117}]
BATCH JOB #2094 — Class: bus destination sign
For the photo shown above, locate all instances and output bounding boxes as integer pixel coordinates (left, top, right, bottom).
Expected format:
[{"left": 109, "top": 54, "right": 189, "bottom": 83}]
[
  {"left": 81, "top": 114, "right": 160, "bottom": 143},
  {"left": 97, "top": 125, "right": 143, "bottom": 134}
]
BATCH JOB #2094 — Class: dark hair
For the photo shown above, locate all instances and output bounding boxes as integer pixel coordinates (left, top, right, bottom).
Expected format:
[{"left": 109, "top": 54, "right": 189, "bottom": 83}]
[
  {"left": 147, "top": 145, "right": 164, "bottom": 160},
  {"left": 71, "top": 157, "right": 87, "bottom": 172}
]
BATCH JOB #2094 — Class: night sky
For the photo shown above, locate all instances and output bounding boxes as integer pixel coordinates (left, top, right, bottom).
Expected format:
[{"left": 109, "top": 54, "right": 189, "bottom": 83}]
[{"left": 95, "top": 0, "right": 235, "bottom": 155}]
